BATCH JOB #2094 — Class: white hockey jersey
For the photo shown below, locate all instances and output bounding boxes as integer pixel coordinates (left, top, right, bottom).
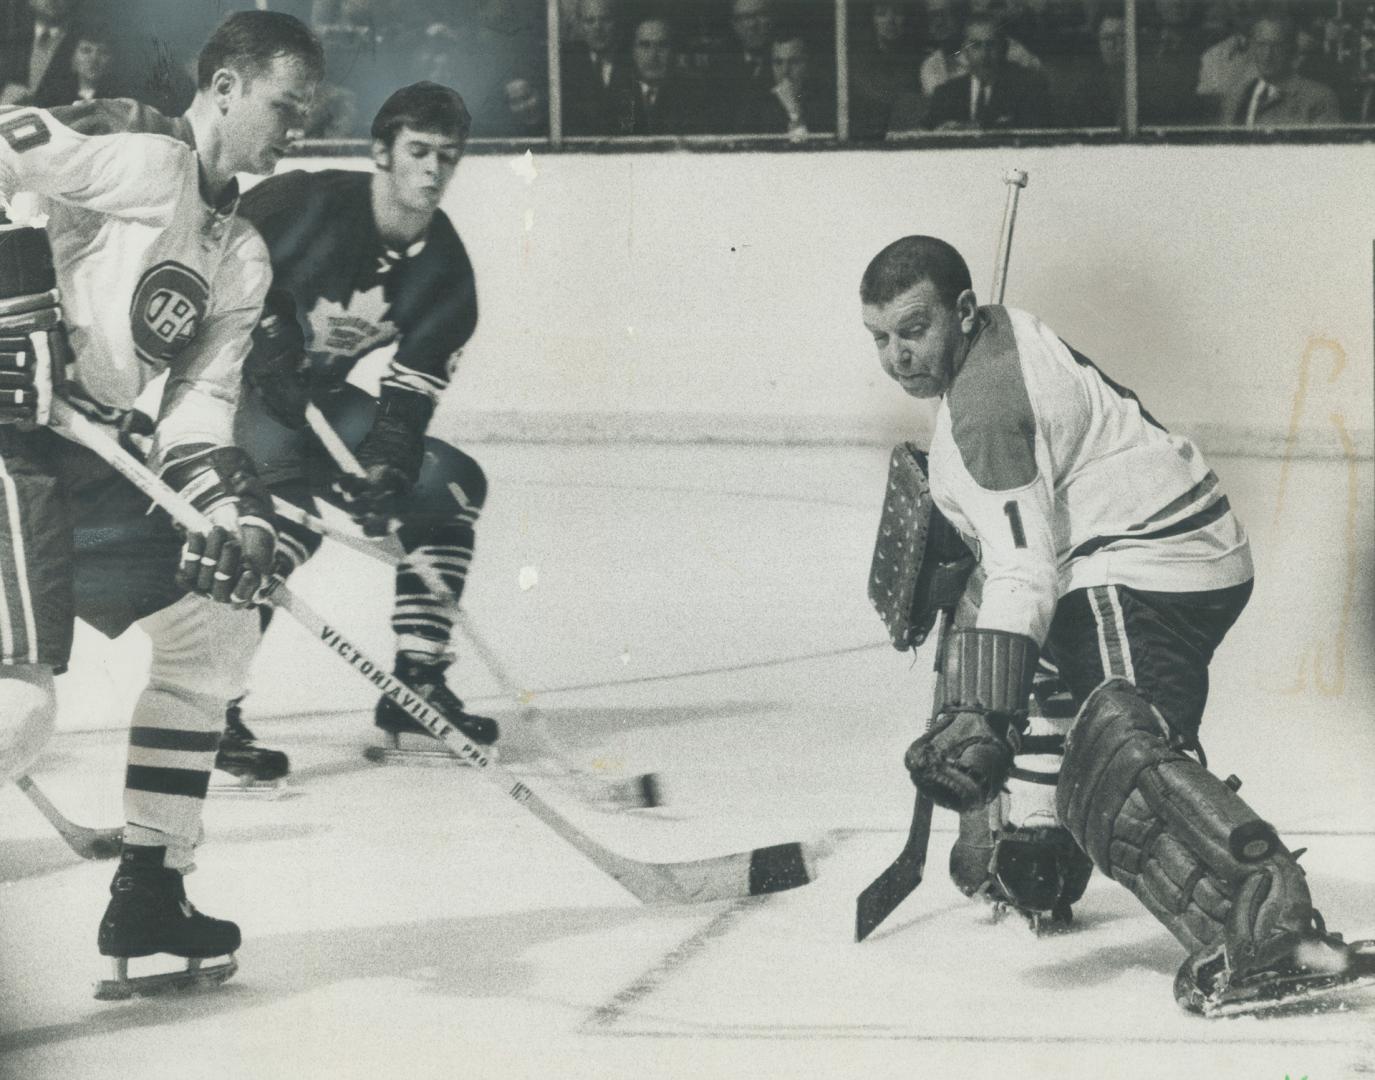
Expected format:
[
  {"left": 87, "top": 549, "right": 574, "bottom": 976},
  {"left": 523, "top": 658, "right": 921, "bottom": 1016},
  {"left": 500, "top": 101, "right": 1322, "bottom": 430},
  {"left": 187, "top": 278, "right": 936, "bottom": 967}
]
[
  {"left": 928, "top": 306, "right": 1253, "bottom": 646},
  {"left": 0, "top": 105, "right": 271, "bottom": 464}
]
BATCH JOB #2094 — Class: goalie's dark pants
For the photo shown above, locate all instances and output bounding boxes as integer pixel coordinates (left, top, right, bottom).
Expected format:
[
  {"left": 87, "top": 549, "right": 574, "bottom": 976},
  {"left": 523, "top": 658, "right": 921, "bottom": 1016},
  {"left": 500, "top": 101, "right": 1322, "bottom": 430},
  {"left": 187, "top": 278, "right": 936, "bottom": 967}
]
[
  {"left": 235, "top": 383, "right": 487, "bottom": 651},
  {"left": 1044, "top": 579, "right": 1253, "bottom": 746}
]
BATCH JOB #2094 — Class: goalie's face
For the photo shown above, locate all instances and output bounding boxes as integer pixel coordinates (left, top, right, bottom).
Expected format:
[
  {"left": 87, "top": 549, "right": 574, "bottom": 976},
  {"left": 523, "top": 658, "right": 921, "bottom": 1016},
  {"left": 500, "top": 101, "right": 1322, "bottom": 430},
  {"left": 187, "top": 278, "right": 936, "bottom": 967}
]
[{"left": 862, "top": 279, "right": 976, "bottom": 399}]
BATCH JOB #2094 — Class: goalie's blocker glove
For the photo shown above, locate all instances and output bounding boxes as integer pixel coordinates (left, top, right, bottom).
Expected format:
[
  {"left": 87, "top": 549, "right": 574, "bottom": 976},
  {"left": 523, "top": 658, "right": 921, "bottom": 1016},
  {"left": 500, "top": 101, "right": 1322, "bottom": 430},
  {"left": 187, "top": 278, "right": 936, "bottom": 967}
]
[
  {"left": 905, "top": 628, "right": 1038, "bottom": 812},
  {"left": 244, "top": 286, "right": 310, "bottom": 430},
  {"left": 161, "top": 444, "right": 277, "bottom": 606},
  {"left": 330, "top": 387, "right": 432, "bottom": 537},
  {"left": 0, "top": 223, "right": 70, "bottom": 425}
]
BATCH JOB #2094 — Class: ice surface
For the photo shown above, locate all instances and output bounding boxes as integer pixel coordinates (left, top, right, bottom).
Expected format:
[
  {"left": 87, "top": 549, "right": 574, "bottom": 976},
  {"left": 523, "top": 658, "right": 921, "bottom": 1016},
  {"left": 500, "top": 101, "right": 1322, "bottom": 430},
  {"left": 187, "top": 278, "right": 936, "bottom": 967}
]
[{"left": 2, "top": 444, "right": 1372, "bottom": 1080}]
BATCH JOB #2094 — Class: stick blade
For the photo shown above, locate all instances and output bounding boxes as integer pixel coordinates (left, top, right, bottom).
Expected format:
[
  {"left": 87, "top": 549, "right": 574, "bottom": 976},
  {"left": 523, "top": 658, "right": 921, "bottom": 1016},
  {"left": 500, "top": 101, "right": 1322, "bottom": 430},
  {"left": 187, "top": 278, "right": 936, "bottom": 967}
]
[
  {"left": 622, "top": 840, "right": 817, "bottom": 904},
  {"left": 855, "top": 851, "right": 926, "bottom": 942}
]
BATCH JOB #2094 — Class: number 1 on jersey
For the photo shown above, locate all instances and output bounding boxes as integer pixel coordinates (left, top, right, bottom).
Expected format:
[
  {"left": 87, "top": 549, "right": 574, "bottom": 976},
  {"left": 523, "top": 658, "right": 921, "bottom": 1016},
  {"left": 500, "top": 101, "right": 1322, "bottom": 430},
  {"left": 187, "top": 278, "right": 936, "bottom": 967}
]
[{"left": 1003, "top": 500, "right": 1028, "bottom": 548}]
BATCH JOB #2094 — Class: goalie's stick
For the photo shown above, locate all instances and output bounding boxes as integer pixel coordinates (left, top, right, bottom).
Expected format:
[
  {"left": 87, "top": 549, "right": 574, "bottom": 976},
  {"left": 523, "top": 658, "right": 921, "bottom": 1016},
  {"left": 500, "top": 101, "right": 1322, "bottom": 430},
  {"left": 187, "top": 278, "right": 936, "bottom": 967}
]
[
  {"left": 15, "top": 774, "right": 122, "bottom": 860},
  {"left": 855, "top": 169, "right": 1028, "bottom": 942},
  {"left": 50, "top": 400, "right": 811, "bottom": 903},
  {"left": 298, "top": 404, "right": 663, "bottom": 810}
]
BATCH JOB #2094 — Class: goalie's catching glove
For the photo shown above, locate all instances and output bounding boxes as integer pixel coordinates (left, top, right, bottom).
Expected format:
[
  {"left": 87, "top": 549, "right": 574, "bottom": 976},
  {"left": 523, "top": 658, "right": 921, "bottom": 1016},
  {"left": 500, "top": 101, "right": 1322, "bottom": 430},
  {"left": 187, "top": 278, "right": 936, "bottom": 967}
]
[
  {"left": 905, "top": 628, "right": 1037, "bottom": 812},
  {"left": 329, "top": 387, "right": 432, "bottom": 536}
]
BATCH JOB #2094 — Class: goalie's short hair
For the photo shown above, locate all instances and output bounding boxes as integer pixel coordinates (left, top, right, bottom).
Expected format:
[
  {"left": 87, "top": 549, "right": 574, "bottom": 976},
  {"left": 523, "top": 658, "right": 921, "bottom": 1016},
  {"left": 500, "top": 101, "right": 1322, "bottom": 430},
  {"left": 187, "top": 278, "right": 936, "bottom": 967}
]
[
  {"left": 371, "top": 82, "right": 472, "bottom": 148},
  {"left": 861, "top": 235, "right": 972, "bottom": 308}
]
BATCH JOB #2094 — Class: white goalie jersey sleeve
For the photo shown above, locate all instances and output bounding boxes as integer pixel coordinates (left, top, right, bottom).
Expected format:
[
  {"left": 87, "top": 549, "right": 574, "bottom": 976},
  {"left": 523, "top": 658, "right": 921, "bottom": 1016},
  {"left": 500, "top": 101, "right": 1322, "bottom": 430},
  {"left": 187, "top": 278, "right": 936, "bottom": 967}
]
[{"left": 928, "top": 306, "right": 1253, "bottom": 647}]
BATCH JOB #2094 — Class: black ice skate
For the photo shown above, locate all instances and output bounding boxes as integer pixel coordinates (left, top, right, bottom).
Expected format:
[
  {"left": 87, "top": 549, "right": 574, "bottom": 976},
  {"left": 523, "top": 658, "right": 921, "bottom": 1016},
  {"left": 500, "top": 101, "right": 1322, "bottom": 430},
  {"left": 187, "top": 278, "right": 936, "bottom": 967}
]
[
  {"left": 366, "top": 653, "right": 499, "bottom": 765},
  {"left": 1175, "top": 913, "right": 1375, "bottom": 1018},
  {"left": 95, "top": 845, "right": 240, "bottom": 1001},
  {"left": 213, "top": 698, "right": 289, "bottom": 793}
]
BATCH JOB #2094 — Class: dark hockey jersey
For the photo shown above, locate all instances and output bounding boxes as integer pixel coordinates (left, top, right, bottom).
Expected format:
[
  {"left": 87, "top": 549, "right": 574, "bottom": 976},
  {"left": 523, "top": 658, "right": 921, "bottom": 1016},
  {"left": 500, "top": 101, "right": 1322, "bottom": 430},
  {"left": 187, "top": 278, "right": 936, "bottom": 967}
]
[{"left": 239, "top": 168, "right": 478, "bottom": 404}]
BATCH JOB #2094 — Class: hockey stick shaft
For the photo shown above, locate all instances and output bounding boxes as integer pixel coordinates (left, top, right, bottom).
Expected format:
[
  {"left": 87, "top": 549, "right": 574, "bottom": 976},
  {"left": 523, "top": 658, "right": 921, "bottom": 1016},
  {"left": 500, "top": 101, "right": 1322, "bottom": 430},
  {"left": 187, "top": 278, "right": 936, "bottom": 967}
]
[
  {"left": 15, "top": 774, "right": 122, "bottom": 859},
  {"left": 991, "top": 169, "right": 1028, "bottom": 305},
  {"left": 300, "top": 405, "right": 661, "bottom": 809},
  {"left": 49, "top": 400, "right": 804, "bottom": 902}
]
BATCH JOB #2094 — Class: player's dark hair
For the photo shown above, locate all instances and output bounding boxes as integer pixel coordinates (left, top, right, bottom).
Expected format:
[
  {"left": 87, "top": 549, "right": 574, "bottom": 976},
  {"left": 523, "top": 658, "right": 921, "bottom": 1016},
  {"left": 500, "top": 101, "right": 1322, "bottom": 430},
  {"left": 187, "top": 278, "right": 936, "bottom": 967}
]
[
  {"left": 197, "top": 11, "right": 325, "bottom": 90},
  {"left": 371, "top": 82, "right": 473, "bottom": 148},
  {"left": 861, "top": 236, "right": 972, "bottom": 308}
]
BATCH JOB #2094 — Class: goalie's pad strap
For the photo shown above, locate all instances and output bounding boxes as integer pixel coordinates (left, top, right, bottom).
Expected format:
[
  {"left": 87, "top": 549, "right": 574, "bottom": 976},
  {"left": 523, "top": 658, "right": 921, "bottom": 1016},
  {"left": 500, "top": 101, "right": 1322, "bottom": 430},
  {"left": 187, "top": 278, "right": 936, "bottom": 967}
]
[
  {"left": 868, "top": 442, "right": 976, "bottom": 650},
  {"left": 1057, "top": 678, "right": 1312, "bottom": 955},
  {"left": 941, "top": 628, "right": 1037, "bottom": 717}
]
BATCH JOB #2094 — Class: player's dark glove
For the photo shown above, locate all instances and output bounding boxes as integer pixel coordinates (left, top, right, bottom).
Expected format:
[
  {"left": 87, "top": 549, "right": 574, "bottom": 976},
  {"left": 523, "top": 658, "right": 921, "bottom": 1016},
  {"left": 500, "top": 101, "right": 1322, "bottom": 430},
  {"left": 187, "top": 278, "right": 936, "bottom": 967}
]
[
  {"left": 244, "top": 287, "right": 310, "bottom": 430},
  {"left": 161, "top": 444, "right": 277, "bottom": 606},
  {"left": 0, "top": 225, "right": 69, "bottom": 425},
  {"left": 330, "top": 386, "right": 432, "bottom": 536},
  {"left": 905, "top": 708, "right": 1022, "bottom": 812}
]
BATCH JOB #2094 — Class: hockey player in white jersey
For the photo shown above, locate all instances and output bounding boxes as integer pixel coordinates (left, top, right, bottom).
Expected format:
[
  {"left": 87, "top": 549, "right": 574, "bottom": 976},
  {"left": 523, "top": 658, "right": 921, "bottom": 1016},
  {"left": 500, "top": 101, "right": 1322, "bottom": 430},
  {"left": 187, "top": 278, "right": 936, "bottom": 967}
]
[
  {"left": 0, "top": 11, "right": 323, "bottom": 999},
  {"left": 860, "top": 235, "right": 1372, "bottom": 1015}
]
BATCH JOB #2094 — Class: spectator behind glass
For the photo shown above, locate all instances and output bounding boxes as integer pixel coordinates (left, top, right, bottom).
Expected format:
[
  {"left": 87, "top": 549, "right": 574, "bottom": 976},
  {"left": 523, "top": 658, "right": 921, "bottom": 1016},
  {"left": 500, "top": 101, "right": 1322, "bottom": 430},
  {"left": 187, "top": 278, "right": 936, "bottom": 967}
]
[
  {"left": 1135, "top": 0, "right": 1207, "bottom": 124},
  {"left": 849, "top": 3, "right": 925, "bottom": 140},
  {"left": 1221, "top": 11, "right": 1341, "bottom": 126},
  {"left": 1051, "top": 9, "right": 1126, "bottom": 126},
  {"left": 736, "top": 28, "right": 837, "bottom": 136},
  {"left": 924, "top": 12, "right": 1048, "bottom": 128},
  {"left": 0, "top": 0, "right": 83, "bottom": 106},
  {"left": 33, "top": 17, "right": 131, "bottom": 106},
  {"left": 612, "top": 15, "right": 706, "bottom": 135},
  {"left": 308, "top": 0, "right": 402, "bottom": 136},
  {"left": 698, "top": 0, "right": 777, "bottom": 128},
  {"left": 919, "top": 0, "right": 1043, "bottom": 94},
  {"left": 562, "top": 0, "right": 627, "bottom": 135},
  {"left": 1196, "top": 0, "right": 1261, "bottom": 111},
  {"left": 410, "top": 1, "right": 546, "bottom": 138}
]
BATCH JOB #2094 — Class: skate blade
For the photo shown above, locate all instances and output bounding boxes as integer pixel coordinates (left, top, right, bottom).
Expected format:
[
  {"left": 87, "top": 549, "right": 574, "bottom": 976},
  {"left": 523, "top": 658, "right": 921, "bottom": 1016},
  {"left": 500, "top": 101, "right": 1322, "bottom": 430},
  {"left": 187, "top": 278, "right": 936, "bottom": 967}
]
[
  {"left": 210, "top": 776, "right": 289, "bottom": 798},
  {"left": 987, "top": 900, "right": 1072, "bottom": 936},
  {"left": 363, "top": 744, "right": 474, "bottom": 766},
  {"left": 94, "top": 954, "right": 238, "bottom": 1001},
  {"left": 1203, "top": 972, "right": 1375, "bottom": 1018}
]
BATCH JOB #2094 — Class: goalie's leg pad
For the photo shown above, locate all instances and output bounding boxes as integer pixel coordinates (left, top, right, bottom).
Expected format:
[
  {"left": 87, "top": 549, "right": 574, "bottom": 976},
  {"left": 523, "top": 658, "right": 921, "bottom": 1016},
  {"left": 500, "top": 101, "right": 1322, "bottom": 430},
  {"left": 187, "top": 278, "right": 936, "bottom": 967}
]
[{"left": 1057, "top": 678, "right": 1311, "bottom": 956}]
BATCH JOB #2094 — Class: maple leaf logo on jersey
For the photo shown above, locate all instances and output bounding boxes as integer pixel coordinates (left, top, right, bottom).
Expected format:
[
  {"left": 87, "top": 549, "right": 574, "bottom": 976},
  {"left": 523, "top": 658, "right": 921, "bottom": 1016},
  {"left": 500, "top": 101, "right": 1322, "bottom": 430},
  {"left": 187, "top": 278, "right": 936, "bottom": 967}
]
[{"left": 304, "top": 288, "right": 398, "bottom": 365}]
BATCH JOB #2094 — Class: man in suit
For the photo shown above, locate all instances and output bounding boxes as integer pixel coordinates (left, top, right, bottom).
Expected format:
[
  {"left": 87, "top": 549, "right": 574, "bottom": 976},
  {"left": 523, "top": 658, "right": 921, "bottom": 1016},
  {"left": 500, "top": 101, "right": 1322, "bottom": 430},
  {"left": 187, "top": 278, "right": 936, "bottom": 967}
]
[
  {"left": 562, "top": 0, "right": 626, "bottom": 135},
  {"left": 735, "top": 30, "right": 835, "bottom": 135},
  {"left": 925, "top": 14, "right": 1048, "bottom": 130},
  {"left": 1221, "top": 11, "right": 1340, "bottom": 127},
  {"left": 612, "top": 16, "right": 704, "bottom": 135},
  {"left": 1, "top": 0, "right": 83, "bottom": 106}
]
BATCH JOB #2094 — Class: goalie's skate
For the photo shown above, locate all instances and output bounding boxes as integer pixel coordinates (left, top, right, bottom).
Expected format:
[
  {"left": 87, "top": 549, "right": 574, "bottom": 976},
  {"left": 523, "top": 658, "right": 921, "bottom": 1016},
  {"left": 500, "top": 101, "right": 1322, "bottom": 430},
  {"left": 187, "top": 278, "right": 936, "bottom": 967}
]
[
  {"left": 368, "top": 653, "right": 498, "bottom": 765},
  {"left": 213, "top": 700, "right": 289, "bottom": 794},
  {"left": 95, "top": 845, "right": 240, "bottom": 1001},
  {"left": 1176, "top": 919, "right": 1375, "bottom": 1018}
]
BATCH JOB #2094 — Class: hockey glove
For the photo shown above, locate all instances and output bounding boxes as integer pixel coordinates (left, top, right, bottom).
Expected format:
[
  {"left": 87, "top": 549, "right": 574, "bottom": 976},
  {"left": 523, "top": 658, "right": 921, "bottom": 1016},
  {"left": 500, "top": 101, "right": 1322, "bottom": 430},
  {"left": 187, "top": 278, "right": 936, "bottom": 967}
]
[
  {"left": 244, "top": 287, "right": 310, "bottom": 430},
  {"left": 161, "top": 444, "right": 277, "bottom": 606},
  {"left": 0, "top": 225, "right": 69, "bottom": 425},
  {"left": 904, "top": 628, "right": 1037, "bottom": 812},
  {"left": 329, "top": 387, "right": 432, "bottom": 536}
]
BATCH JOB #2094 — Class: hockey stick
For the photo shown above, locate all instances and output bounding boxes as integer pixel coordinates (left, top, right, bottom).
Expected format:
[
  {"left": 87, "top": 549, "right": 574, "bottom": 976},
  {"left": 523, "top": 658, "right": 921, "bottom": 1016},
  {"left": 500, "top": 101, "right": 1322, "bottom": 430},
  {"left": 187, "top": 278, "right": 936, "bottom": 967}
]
[
  {"left": 855, "top": 612, "right": 946, "bottom": 942},
  {"left": 15, "top": 774, "right": 122, "bottom": 860},
  {"left": 49, "top": 400, "right": 812, "bottom": 903},
  {"left": 855, "top": 169, "right": 1029, "bottom": 941},
  {"left": 299, "top": 404, "right": 663, "bottom": 809}
]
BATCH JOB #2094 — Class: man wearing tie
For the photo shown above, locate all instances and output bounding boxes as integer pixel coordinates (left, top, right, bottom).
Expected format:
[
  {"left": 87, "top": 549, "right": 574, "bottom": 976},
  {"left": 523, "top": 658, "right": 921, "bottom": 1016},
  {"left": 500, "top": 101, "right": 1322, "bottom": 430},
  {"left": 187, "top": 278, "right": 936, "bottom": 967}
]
[
  {"left": 1222, "top": 12, "right": 1340, "bottom": 127},
  {"left": 1, "top": 0, "right": 82, "bottom": 106},
  {"left": 562, "top": 0, "right": 626, "bottom": 136},
  {"left": 924, "top": 15, "right": 1048, "bottom": 130}
]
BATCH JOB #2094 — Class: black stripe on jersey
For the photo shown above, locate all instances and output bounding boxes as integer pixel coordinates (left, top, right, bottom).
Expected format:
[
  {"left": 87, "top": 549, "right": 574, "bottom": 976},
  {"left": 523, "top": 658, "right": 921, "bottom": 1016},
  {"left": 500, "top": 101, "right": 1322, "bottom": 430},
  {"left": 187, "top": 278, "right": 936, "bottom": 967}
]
[
  {"left": 125, "top": 764, "right": 212, "bottom": 799},
  {"left": 129, "top": 727, "right": 223, "bottom": 753},
  {"left": 1061, "top": 341, "right": 1165, "bottom": 431},
  {"left": 1070, "top": 496, "right": 1231, "bottom": 560}
]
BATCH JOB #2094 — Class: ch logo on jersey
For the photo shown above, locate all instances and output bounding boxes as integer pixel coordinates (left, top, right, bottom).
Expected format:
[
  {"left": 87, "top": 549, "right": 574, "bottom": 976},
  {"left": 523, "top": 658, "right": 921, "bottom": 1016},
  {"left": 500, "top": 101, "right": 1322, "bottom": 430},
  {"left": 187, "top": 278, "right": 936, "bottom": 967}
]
[{"left": 130, "top": 261, "right": 210, "bottom": 365}]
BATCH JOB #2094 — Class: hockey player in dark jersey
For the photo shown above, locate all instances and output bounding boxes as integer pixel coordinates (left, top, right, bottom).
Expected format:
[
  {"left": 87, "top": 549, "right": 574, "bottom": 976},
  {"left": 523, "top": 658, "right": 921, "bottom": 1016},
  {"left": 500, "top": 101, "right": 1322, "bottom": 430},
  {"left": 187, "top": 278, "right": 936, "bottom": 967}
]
[{"left": 226, "top": 81, "right": 497, "bottom": 768}]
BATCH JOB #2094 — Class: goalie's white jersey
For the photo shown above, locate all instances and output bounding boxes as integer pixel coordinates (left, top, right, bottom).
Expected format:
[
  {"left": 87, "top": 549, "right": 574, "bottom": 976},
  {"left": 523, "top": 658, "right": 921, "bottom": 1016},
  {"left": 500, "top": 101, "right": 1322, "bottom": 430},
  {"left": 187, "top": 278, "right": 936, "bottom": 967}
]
[
  {"left": 0, "top": 105, "right": 270, "bottom": 462},
  {"left": 928, "top": 305, "right": 1253, "bottom": 646}
]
